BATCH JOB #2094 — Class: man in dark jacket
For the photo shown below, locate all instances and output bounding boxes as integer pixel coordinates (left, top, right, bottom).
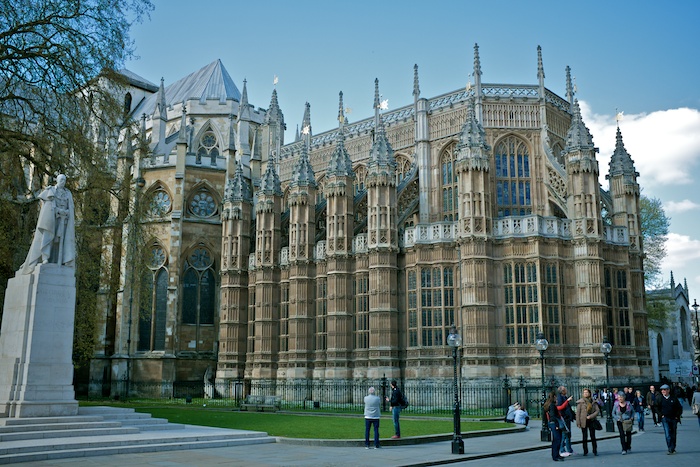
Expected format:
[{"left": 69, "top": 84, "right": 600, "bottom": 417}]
[
  {"left": 646, "top": 385, "right": 659, "bottom": 426},
  {"left": 386, "top": 380, "right": 404, "bottom": 439},
  {"left": 656, "top": 384, "right": 683, "bottom": 454}
]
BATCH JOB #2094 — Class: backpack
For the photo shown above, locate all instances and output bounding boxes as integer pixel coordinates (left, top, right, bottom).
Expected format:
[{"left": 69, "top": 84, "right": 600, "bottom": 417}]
[{"left": 401, "top": 394, "right": 409, "bottom": 408}]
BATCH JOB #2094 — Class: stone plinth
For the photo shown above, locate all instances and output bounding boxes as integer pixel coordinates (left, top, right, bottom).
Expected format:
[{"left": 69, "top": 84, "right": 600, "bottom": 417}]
[{"left": 0, "top": 264, "right": 78, "bottom": 417}]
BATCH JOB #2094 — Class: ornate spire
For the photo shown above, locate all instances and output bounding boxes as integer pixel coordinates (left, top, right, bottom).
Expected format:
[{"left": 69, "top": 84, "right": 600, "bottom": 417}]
[
  {"left": 301, "top": 102, "right": 312, "bottom": 136},
  {"left": 327, "top": 92, "right": 354, "bottom": 178},
  {"left": 473, "top": 43, "right": 482, "bottom": 77},
  {"left": 338, "top": 90, "right": 346, "bottom": 130},
  {"left": 562, "top": 99, "right": 594, "bottom": 152},
  {"left": 290, "top": 141, "right": 317, "bottom": 188},
  {"left": 238, "top": 79, "right": 250, "bottom": 121},
  {"left": 295, "top": 124, "right": 300, "bottom": 142},
  {"left": 457, "top": 97, "right": 488, "bottom": 151},
  {"left": 537, "top": 46, "right": 545, "bottom": 80},
  {"left": 178, "top": 102, "right": 187, "bottom": 144},
  {"left": 608, "top": 127, "right": 639, "bottom": 178},
  {"left": 155, "top": 77, "right": 167, "bottom": 119},
  {"left": 264, "top": 88, "right": 284, "bottom": 124},
  {"left": 413, "top": 64, "right": 420, "bottom": 99},
  {"left": 225, "top": 161, "right": 252, "bottom": 203},
  {"left": 227, "top": 113, "right": 236, "bottom": 151},
  {"left": 373, "top": 78, "right": 380, "bottom": 128},
  {"left": 259, "top": 157, "right": 282, "bottom": 196},
  {"left": 565, "top": 66, "right": 574, "bottom": 111},
  {"left": 369, "top": 79, "right": 395, "bottom": 171}
]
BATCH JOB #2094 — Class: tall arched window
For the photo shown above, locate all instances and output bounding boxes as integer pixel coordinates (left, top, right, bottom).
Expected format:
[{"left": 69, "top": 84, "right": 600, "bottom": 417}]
[
  {"left": 395, "top": 154, "right": 412, "bottom": 185},
  {"left": 440, "top": 143, "right": 458, "bottom": 221},
  {"left": 353, "top": 164, "right": 367, "bottom": 196},
  {"left": 495, "top": 136, "right": 531, "bottom": 217},
  {"left": 123, "top": 93, "right": 132, "bottom": 115},
  {"left": 182, "top": 246, "right": 216, "bottom": 326},
  {"left": 197, "top": 127, "right": 219, "bottom": 165},
  {"left": 138, "top": 244, "right": 168, "bottom": 351}
]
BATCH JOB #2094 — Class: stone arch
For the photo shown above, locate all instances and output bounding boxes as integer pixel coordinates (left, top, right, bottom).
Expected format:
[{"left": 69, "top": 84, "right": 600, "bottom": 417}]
[{"left": 193, "top": 120, "right": 223, "bottom": 165}]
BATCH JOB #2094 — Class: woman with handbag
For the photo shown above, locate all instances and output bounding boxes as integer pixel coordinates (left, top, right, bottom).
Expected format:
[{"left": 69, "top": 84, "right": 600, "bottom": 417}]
[
  {"left": 576, "top": 388, "right": 600, "bottom": 456},
  {"left": 613, "top": 393, "right": 634, "bottom": 454},
  {"left": 544, "top": 390, "right": 565, "bottom": 462}
]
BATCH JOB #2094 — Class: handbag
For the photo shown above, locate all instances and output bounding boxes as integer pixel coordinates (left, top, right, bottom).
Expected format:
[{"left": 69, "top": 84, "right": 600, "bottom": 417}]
[
  {"left": 621, "top": 418, "right": 634, "bottom": 432},
  {"left": 592, "top": 419, "right": 603, "bottom": 431},
  {"left": 693, "top": 403, "right": 699, "bottom": 415}
]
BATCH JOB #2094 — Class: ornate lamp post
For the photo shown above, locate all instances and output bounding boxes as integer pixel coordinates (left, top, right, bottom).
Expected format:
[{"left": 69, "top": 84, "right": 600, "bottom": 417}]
[
  {"left": 447, "top": 326, "right": 464, "bottom": 455},
  {"left": 601, "top": 336, "right": 614, "bottom": 432},
  {"left": 535, "top": 331, "right": 550, "bottom": 442}
]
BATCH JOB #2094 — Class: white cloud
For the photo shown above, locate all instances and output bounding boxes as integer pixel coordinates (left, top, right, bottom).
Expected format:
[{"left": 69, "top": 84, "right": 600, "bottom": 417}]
[
  {"left": 580, "top": 103, "right": 700, "bottom": 189},
  {"left": 663, "top": 232, "right": 700, "bottom": 270},
  {"left": 665, "top": 199, "right": 700, "bottom": 213}
]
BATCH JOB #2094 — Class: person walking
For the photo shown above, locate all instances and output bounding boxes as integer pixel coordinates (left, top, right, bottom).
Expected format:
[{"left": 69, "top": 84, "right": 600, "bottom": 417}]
[
  {"left": 646, "top": 385, "right": 659, "bottom": 427},
  {"left": 612, "top": 393, "right": 633, "bottom": 454},
  {"left": 632, "top": 389, "right": 646, "bottom": 431},
  {"left": 386, "top": 380, "right": 404, "bottom": 439},
  {"left": 691, "top": 386, "right": 700, "bottom": 428},
  {"left": 544, "top": 391, "right": 565, "bottom": 462},
  {"left": 363, "top": 387, "right": 381, "bottom": 449},
  {"left": 656, "top": 383, "right": 683, "bottom": 454},
  {"left": 556, "top": 386, "right": 575, "bottom": 457},
  {"left": 575, "top": 388, "right": 600, "bottom": 456}
]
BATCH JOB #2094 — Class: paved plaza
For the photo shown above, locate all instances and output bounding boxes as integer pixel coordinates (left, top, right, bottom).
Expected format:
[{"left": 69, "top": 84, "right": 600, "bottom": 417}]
[{"left": 15, "top": 406, "right": 700, "bottom": 467}]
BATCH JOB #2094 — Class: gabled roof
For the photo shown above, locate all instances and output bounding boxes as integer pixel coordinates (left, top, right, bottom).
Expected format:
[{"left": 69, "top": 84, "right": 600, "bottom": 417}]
[
  {"left": 118, "top": 69, "right": 159, "bottom": 92},
  {"left": 131, "top": 59, "right": 241, "bottom": 117}
]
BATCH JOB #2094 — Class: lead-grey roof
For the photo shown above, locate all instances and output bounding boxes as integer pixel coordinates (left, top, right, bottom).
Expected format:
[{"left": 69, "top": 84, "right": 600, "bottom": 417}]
[
  {"left": 131, "top": 59, "right": 241, "bottom": 117},
  {"left": 118, "top": 68, "right": 159, "bottom": 92}
]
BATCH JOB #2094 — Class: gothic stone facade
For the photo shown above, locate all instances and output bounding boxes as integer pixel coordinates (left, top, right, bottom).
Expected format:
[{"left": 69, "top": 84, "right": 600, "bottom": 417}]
[{"left": 89, "top": 46, "right": 652, "bottom": 394}]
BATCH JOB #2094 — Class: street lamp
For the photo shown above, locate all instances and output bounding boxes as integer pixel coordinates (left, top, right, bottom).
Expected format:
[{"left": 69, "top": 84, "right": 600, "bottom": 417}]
[
  {"left": 447, "top": 326, "right": 464, "bottom": 455},
  {"left": 601, "top": 336, "right": 614, "bottom": 432},
  {"left": 535, "top": 331, "right": 550, "bottom": 442}
]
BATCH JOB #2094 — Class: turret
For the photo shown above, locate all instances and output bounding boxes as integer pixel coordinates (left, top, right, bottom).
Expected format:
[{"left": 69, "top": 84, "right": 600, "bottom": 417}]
[{"left": 606, "top": 126, "right": 641, "bottom": 250}]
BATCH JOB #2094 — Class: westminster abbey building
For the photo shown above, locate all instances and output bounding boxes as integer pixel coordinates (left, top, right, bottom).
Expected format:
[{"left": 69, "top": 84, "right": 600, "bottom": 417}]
[{"left": 89, "top": 45, "right": 652, "bottom": 395}]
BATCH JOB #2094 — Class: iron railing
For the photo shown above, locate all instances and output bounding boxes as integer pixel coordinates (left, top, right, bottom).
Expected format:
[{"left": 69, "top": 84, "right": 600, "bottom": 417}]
[{"left": 80, "top": 377, "right": 597, "bottom": 418}]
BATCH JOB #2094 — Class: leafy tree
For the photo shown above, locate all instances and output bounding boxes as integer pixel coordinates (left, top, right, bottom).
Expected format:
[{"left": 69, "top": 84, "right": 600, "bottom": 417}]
[
  {"left": 645, "top": 292, "right": 674, "bottom": 332},
  {"left": 0, "top": 0, "right": 153, "bottom": 369},
  {"left": 639, "top": 195, "right": 670, "bottom": 290}
]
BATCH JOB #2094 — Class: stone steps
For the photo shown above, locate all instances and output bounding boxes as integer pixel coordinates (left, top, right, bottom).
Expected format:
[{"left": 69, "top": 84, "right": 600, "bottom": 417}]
[{"left": 0, "top": 406, "right": 276, "bottom": 464}]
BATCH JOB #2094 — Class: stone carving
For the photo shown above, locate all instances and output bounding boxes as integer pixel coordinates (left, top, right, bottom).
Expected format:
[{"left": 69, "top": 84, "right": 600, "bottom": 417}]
[{"left": 21, "top": 174, "right": 76, "bottom": 274}]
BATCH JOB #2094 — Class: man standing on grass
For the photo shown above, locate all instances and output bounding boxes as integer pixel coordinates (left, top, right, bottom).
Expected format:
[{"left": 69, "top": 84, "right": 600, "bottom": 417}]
[
  {"left": 386, "top": 380, "right": 404, "bottom": 439},
  {"left": 364, "top": 387, "right": 381, "bottom": 449}
]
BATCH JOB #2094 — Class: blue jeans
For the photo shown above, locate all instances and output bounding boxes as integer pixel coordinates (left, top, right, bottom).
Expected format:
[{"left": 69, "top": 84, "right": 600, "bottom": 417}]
[
  {"left": 661, "top": 417, "right": 678, "bottom": 452},
  {"left": 365, "top": 418, "right": 380, "bottom": 448},
  {"left": 636, "top": 410, "right": 645, "bottom": 430},
  {"left": 391, "top": 406, "right": 401, "bottom": 436},
  {"left": 559, "top": 419, "right": 572, "bottom": 453},
  {"left": 549, "top": 421, "right": 562, "bottom": 460}
]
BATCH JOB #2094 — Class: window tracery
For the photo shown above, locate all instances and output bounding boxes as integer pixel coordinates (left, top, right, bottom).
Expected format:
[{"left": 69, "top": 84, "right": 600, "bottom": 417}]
[
  {"left": 440, "top": 142, "right": 458, "bottom": 221},
  {"left": 495, "top": 136, "right": 532, "bottom": 217},
  {"left": 197, "top": 128, "right": 220, "bottom": 165}
]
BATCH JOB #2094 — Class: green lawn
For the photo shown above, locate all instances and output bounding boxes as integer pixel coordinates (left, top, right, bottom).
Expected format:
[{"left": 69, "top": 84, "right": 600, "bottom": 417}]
[{"left": 128, "top": 406, "right": 506, "bottom": 439}]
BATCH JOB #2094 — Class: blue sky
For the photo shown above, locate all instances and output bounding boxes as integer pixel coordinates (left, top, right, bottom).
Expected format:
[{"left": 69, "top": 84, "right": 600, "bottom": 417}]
[{"left": 125, "top": 0, "right": 700, "bottom": 296}]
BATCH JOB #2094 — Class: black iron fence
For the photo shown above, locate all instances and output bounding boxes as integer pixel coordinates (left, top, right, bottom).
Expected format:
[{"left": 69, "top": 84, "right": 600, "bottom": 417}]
[{"left": 81, "top": 377, "right": 596, "bottom": 418}]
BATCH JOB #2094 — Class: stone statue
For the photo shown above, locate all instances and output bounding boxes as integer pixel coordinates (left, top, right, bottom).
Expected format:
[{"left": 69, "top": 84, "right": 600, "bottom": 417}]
[{"left": 20, "top": 174, "right": 76, "bottom": 274}]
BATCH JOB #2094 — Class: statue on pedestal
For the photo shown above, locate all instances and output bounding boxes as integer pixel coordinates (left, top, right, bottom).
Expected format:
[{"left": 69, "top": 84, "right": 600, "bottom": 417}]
[{"left": 20, "top": 174, "right": 76, "bottom": 275}]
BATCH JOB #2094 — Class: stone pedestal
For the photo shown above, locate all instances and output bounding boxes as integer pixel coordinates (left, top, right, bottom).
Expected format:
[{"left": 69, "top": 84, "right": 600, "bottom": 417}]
[{"left": 0, "top": 264, "right": 78, "bottom": 417}]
